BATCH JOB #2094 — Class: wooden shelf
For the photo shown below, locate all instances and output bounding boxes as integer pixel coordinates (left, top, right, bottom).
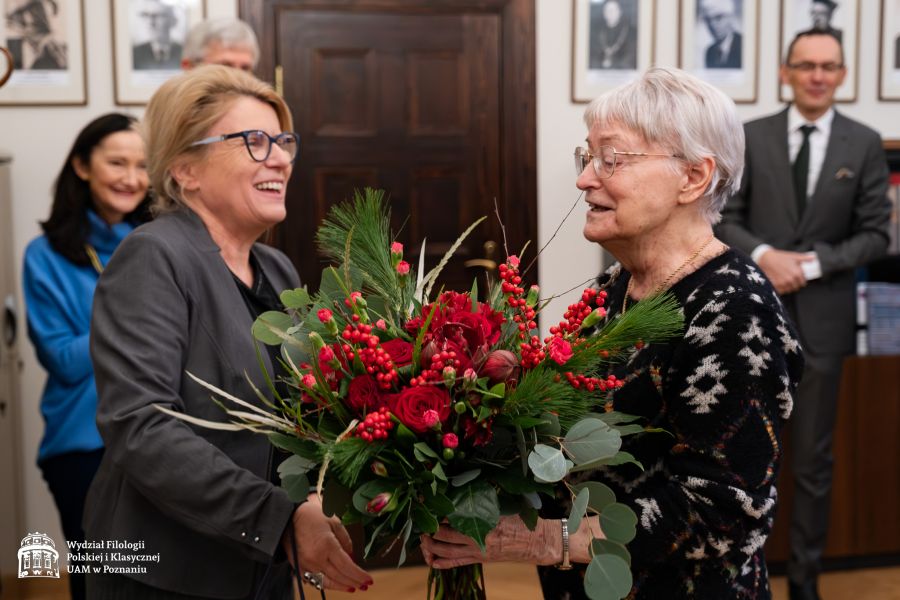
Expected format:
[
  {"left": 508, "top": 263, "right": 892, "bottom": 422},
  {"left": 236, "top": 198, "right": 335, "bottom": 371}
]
[{"left": 766, "top": 355, "right": 900, "bottom": 562}]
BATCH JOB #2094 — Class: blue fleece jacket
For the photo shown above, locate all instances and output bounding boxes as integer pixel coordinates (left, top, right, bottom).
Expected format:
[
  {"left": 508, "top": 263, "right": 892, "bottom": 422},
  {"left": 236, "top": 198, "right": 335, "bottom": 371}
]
[{"left": 23, "top": 210, "right": 135, "bottom": 462}]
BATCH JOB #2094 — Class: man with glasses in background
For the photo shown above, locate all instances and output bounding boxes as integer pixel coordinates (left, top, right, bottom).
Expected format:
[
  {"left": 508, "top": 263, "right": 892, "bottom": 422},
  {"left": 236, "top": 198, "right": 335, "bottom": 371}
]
[
  {"left": 181, "top": 17, "right": 259, "bottom": 72},
  {"left": 716, "top": 30, "right": 891, "bottom": 600}
]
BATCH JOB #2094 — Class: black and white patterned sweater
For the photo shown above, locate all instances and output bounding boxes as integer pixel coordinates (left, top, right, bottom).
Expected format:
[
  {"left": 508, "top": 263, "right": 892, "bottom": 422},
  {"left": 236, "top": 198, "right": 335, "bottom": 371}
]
[{"left": 540, "top": 249, "right": 804, "bottom": 600}]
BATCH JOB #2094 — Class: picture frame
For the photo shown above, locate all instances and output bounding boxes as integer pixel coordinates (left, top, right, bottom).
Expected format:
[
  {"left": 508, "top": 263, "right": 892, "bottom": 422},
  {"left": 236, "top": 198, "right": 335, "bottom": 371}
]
[
  {"left": 0, "top": 0, "right": 86, "bottom": 106},
  {"left": 678, "top": 0, "right": 758, "bottom": 103},
  {"left": 111, "top": 0, "right": 204, "bottom": 106},
  {"left": 571, "top": 0, "right": 656, "bottom": 103},
  {"left": 779, "top": 0, "right": 858, "bottom": 102},
  {"left": 878, "top": 0, "right": 900, "bottom": 101}
]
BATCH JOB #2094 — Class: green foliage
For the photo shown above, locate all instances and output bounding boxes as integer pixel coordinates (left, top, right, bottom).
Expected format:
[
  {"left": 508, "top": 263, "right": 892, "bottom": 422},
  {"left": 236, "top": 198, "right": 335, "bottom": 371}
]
[
  {"left": 446, "top": 481, "right": 500, "bottom": 551},
  {"left": 599, "top": 502, "right": 638, "bottom": 544},
  {"left": 562, "top": 418, "right": 622, "bottom": 465},
  {"left": 329, "top": 437, "right": 384, "bottom": 488},
  {"left": 585, "top": 554, "right": 633, "bottom": 600}
]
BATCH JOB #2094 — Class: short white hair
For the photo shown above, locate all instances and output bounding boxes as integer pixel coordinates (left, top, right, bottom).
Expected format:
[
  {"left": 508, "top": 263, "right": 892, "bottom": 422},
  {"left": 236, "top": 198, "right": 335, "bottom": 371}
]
[
  {"left": 584, "top": 67, "right": 744, "bottom": 224},
  {"left": 183, "top": 17, "right": 260, "bottom": 68}
]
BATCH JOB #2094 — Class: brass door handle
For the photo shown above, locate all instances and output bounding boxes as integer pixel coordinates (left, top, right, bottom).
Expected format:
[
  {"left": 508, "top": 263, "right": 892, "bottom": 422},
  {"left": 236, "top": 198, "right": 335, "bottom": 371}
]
[{"left": 464, "top": 240, "right": 498, "bottom": 270}]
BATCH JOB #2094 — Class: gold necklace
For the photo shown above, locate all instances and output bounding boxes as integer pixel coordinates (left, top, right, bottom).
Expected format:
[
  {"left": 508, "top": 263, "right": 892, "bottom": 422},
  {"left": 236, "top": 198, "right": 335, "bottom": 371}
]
[
  {"left": 84, "top": 244, "right": 104, "bottom": 275},
  {"left": 621, "top": 234, "right": 716, "bottom": 313}
]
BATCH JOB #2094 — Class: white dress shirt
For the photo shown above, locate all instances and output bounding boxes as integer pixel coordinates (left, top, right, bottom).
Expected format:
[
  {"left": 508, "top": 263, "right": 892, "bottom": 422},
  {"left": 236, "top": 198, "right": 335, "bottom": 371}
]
[{"left": 750, "top": 105, "right": 834, "bottom": 280}]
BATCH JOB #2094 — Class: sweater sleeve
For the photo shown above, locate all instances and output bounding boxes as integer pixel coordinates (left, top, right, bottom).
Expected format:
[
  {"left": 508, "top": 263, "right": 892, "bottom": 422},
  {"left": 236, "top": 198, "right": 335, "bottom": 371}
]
[
  {"left": 23, "top": 242, "right": 94, "bottom": 385},
  {"left": 623, "top": 291, "right": 802, "bottom": 570}
]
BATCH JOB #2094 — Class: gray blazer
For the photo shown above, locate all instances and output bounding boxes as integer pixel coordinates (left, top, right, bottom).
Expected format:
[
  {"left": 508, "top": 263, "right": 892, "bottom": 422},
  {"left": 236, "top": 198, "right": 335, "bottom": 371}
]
[
  {"left": 85, "top": 209, "right": 300, "bottom": 597},
  {"left": 716, "top": 107, "right": 891, "bottom": 355}
]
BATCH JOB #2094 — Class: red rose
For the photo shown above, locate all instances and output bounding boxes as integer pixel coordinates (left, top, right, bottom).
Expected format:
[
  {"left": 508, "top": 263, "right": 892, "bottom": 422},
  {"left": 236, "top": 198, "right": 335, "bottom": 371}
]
[
  {"left": 381, "top": 339, "right": 413, "bottom": 366},
  {"left": 392, "top": 386, "right": 451, "bottom": 433},
  {"left": 548, "top": 337, "right": 574, "bottom": 365},
  {"left": 346, "top": 375, "right": 385, "bottom": 414}
]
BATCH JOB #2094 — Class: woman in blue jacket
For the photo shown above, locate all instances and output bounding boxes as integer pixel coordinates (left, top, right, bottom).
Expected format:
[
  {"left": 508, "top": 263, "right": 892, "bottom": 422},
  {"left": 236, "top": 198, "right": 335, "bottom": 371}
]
[{"left": 23, "top": 113, "right": 150, "bottom": 600}]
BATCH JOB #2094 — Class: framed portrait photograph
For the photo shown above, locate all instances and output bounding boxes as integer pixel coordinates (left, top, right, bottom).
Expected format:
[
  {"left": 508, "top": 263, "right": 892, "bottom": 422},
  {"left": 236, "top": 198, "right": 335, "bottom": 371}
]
[
  {"left": 779, "top": 0, "right": 858, "bottom": 102},
  {"left": 0, "top": 0, "right": 86, "bottom": 105},
  {"left": 111, "top": 0, "right": 204, "bottom": 105},
  {"left": 678, "top": 0, "right": 758, "bottom": 103},
  {"left": 571, "top": 0, "right": 656, "bottom": 103},
  {"left": 878, "top": 0, "right": 900, "bottom": 100}
]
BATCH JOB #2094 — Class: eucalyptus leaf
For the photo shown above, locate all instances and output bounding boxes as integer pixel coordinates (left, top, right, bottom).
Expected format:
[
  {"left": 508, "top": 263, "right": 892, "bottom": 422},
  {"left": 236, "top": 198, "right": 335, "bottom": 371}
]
[
  {"left": 562, "top": 419, "right": 622, "bottom": 465},
  {"left": 591, "top": 539, "right": 631, "bottom": 567},
  {"left": 536, "top": 412, "right": 561, "bottom": 437},
  {"left": 599, "top": 503, "right": 638, "bottom": 545},
  {"left": 573, "top": 481, "right": 616, "bottom": 511},
  {"left": 450, "top": 469, "right": 481, "bottom": 487},
  {"left": 281, "top": 473, "right": 310, "bottom": 503},
  {"left": 528, "top": 444, "right": 568, "bottom": 483},
  {"left": 568, "top": 487, "right": 590, "bottom": 535},
  {"left": 584, "top": 554, "right": 632, "bottom": 600},
  {"left": 277, "top": 454, "right": 317, "bottom": 477},
  {"left": 523, "top": 491, "right": 542, "bottom": 510},
  {"left": 280, "top": 288, "right": 311, "bottom": 309},
  {"left": 252, "top": 311, "right": 296, "bottom": 346},
  {"left": 351, "top": 480, "right": 396, "bottom": 515},
  {"left": 447, "top": 481, "right": 500, "bottom": 551}
]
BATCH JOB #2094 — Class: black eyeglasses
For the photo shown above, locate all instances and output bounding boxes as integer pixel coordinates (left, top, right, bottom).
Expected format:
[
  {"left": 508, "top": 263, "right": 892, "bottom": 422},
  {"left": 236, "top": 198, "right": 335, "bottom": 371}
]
[
  {"left": 191, "top": 129, "right": 300, "bottom": 163},
  {"left": 786, "top": 62, "right": 844, "bottom": 73}
]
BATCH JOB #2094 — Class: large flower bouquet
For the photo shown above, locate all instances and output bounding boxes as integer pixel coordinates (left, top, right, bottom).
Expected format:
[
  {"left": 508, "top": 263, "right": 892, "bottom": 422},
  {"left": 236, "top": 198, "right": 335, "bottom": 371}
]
[{"left": 176, "top": 189, "right": 682, "bottom": 600}]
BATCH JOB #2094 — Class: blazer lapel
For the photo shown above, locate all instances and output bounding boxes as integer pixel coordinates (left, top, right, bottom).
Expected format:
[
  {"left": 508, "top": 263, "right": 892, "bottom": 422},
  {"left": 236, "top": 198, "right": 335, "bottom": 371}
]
[{"left": 809, "top": 110, "right": 850, "bottom": 205}]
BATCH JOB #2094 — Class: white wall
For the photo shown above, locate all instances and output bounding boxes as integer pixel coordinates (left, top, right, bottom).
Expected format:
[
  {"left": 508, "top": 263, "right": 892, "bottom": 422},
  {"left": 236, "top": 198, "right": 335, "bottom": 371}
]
[
  {"left": 535, "top": 0, "right": 900, "bottom": 329},
  {"left": 0, "top": 0, "right": 236, "bottom": 548},
  {"left": 2, "top": 0, "right": 900, "bottom": 545}
]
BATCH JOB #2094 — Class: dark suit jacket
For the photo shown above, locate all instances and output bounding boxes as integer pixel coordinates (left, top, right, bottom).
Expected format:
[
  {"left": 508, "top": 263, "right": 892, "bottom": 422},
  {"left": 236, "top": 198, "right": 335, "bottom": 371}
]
[
  {"left": 132, "top": 41, "right": 183, "bottom": 70},
  {"left": 7, "top": 37, "right": 65, "bottom": 70},
  {"left": 85, "top": 209, "right": 300, "bottom": 597},
  {"left": 705, "top": 32, "right": 742, "bottom": 69},
  {"left": 716, "top": 108, "right": 891, "bottom": 355}
]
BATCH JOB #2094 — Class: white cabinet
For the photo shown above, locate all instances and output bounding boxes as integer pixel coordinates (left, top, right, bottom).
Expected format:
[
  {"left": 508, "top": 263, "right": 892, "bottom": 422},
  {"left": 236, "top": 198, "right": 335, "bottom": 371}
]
[{"left": 0, "top": 152, "right": 25, "bottom": 592}]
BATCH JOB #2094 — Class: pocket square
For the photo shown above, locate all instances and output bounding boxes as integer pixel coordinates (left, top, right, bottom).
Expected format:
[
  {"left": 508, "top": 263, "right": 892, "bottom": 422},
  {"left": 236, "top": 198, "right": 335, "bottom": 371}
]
[{"left": 835, "top": 167, "right": 855, "bottom": 180}]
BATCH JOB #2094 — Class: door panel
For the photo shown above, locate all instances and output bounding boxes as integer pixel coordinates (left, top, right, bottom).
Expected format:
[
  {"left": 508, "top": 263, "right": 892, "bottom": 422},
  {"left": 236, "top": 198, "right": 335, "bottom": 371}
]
[{"left": 242, "top": 0, "right": 535, "bottom": 297}]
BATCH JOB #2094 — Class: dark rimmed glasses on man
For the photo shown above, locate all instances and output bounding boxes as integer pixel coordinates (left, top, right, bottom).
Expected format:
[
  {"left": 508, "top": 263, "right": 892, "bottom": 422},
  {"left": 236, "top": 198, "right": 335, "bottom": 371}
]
[
  {"left": 191, "top": 129, "right": 300, "bottom": 163},
  {"left": 574, "top": 145, "right": 681, "bottom": 179}
]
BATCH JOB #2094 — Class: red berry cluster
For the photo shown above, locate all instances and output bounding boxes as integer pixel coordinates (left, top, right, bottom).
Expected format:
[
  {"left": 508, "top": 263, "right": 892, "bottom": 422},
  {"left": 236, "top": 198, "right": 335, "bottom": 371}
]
[
  {"left": 563, "top": 372, "right": 623, "bottom": 392},
  {"left": 355, "top": 406, "right": 394, "bottom": 442},
  {"left": 548, "top": 289, "right": 607, "bottom": 337},
  {"left": 499, "top": 259, "right": 543, "bottom": 368},
  {"left": 341, "top": 322, "right": 399, "bottom": 389},
  {"left": 410, "top": 350, "right": 461, "bottom": 386}
]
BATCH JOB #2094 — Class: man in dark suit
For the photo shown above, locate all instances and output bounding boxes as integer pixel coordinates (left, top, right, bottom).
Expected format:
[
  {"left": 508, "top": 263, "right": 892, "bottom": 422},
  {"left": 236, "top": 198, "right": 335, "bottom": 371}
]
[
  {"left": 700, "top": 0, "right": 742, "bottom": 69},
  {"left": 131, "top": 0, "right": 182, "bottom": 70},
  {"left": 716, "top": 30, "right": 891, "bottom": 600}
]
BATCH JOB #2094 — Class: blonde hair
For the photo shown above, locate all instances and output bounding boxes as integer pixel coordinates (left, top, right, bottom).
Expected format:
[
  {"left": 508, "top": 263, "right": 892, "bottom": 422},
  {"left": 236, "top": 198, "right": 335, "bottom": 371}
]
[
  {"left": 142, "top": 64, "right": 293, "bottom": 214},
  {"left": 584, "top": 67, "right": 744, "bottom": 225}
]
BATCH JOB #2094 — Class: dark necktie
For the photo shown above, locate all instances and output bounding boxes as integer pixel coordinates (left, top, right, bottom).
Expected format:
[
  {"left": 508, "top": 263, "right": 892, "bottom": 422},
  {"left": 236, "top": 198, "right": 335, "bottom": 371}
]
[{"left": 792, "top": 124, "right": 816, "bottom": 216}]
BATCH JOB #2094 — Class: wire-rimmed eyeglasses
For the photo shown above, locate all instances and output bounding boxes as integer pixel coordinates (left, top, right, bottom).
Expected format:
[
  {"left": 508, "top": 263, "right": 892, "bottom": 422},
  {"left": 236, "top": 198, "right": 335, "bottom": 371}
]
[
  {"left": 574, "top": 145, "right": 681, "bottom": 179},
  {"left": 191, "top": 129, "right": 300, "bottom": 163}
]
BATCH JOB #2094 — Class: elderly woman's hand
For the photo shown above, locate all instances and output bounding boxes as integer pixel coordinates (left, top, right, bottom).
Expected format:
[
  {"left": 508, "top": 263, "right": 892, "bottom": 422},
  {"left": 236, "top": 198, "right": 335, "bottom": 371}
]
[
  {"left": 282, "top": 494, "right": 373, "bottom": 592},
  {"left": 421, "top": 515, "right": 565, "bottom": 569}
]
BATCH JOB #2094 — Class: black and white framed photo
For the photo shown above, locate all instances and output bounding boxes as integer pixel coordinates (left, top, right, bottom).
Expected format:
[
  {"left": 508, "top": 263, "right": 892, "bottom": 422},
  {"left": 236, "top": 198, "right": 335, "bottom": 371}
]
[
  {"left": 679, "top": 0, "right": 758, "bottom": 103},
  {"left": 879, "top": 0, "right": 900, "bottom": 100},
  {"left": 0, "top": 0, "right": 86, "bottom": 105},
  {"left": 571, "top": 0, "right": 655, "bottom": 103},
  {"left": 111, "top": 0, "right": 204, "bottom": 105},
  {"left": 779, "top": 0, "right": 858, "bottom": 102}
]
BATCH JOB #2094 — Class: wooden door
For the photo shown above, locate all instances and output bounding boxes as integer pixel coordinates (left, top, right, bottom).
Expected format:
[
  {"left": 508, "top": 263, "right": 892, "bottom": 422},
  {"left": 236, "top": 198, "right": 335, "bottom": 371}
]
[{"left": 241, "top": 0, "right": 536, "bottom": 295}]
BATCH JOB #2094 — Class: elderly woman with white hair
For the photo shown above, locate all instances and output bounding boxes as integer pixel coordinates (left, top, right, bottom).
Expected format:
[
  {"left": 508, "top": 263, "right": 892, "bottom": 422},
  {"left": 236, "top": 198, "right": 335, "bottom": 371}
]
[{"left": 421, "top": 67, "right": 804, "bottom": 599}]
